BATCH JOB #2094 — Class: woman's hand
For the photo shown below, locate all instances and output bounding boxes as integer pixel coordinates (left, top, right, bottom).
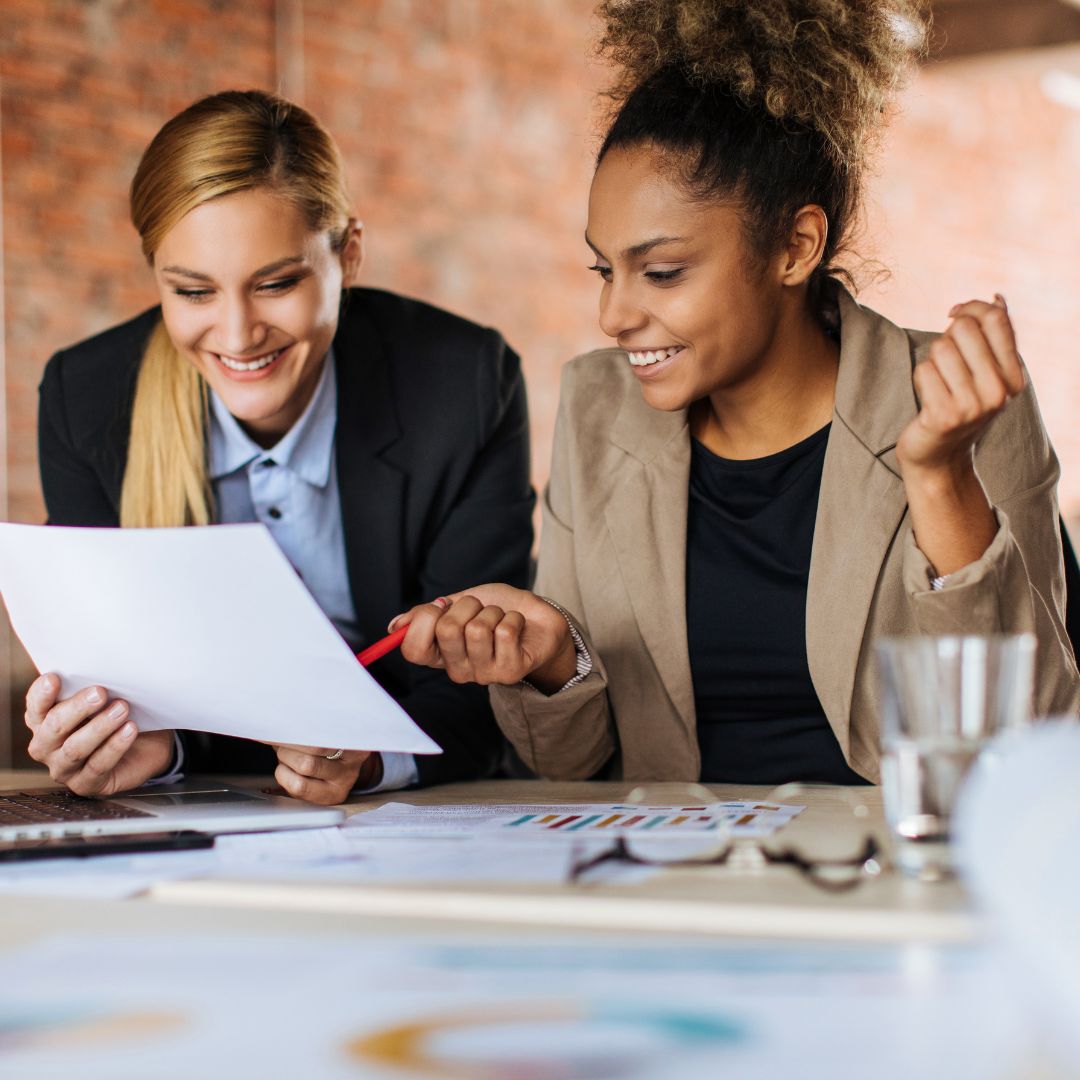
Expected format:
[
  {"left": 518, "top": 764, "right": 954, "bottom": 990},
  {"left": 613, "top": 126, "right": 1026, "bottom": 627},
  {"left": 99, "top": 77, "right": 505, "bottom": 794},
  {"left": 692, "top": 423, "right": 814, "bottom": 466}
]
[
  {"left": 897, "top": 295, "right": 1025, "bottom": 477},
  {"left": 24, "top": 673, "right": 174, "bottom": 797},
  {"left": 391, "top": 584, "right": 578, "bottom": 693},
  {"left": 896, "top": 295, "right": 1026, "bottom": 577},
  {"left": 272, "top": 745, "right": 381, "bottom": 805}
]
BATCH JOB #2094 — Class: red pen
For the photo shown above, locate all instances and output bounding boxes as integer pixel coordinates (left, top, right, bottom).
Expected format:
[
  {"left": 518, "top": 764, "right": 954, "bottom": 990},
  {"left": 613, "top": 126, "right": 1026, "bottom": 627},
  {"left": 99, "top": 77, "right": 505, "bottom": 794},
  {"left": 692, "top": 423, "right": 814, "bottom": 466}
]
[{"left": 356, "top": 625, "right": 408, "bottom": 667}]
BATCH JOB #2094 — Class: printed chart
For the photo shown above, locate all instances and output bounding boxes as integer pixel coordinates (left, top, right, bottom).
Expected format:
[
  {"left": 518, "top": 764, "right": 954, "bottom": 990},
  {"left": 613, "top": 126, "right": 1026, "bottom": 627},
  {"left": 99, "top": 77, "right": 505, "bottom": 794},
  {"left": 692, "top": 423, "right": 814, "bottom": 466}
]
[
  {"left": 501, "top": 803, "right": 803, "bottom": 837},
  {"left": 349, "top": 801, "right": 805, "bottom": 840},
  {"left": 347, "top": 1001, "right": 745, "bottom": 1079}
]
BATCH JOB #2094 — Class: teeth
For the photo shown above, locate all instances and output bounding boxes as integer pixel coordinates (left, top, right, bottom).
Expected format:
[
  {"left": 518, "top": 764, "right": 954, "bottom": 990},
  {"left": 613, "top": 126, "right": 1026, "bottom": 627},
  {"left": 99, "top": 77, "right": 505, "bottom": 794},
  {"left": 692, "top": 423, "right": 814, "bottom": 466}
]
[
  {"left": 627, "top": 346, "right": 683, "bottom": 367},
  {"left": 217, "top": 348, "right": 284, "bottom": 372}
]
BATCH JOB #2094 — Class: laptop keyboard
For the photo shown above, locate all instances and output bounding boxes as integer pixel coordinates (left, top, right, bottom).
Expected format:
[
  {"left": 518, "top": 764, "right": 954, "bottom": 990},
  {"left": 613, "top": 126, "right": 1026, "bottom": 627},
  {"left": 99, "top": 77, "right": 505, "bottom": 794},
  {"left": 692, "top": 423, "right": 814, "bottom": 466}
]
[{"left": 0, "top": 789, "right": 155, "bottom": 825}]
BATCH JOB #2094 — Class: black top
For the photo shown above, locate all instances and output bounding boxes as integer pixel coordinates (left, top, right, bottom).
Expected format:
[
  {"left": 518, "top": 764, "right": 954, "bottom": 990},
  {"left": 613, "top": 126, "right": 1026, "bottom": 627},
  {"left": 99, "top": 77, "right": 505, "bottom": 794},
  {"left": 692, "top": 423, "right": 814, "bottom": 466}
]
[
  {"left": 686, "top": 425, "right": 867, "bottom": 785},
  {"left": 38, "top": 287, "right": 535, "bottom": 786}
]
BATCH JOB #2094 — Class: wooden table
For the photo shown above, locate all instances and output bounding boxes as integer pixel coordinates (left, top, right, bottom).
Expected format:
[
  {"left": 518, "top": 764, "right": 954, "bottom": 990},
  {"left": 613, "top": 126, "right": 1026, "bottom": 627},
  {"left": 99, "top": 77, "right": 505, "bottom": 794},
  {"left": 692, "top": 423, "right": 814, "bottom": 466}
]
[
  {"left": 0, "top": 770, "right": 975, "bottom": 944},
  {"left": 0, "top": 771, "right": 1068, "bottom": 1080}
]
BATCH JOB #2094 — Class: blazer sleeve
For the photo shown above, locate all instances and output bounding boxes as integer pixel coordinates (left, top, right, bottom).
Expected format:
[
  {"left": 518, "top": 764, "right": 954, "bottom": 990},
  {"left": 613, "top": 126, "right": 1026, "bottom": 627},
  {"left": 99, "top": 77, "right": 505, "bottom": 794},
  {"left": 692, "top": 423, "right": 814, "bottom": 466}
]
[
  {"left": 489, "top": 377, "right": 619, "bottom": 779},
  {"left": 405, "top": 340, "right": 537, "bottom": 786},
  {"left": 901, "top": 376, "right": 1080, "bottom": 717},
  {"left": 38, "top": 349, "right": 121, "bottom": 526}
]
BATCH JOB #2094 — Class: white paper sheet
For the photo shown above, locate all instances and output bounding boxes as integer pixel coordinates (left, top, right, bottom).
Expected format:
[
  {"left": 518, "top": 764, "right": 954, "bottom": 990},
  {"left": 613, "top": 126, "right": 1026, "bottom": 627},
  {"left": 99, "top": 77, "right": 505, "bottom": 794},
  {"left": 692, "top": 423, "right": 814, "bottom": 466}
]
[
  {"left": 0, "top": 522, "right": 440, "bottom": 754},
  {"left": 208, "top": 834, "right": 583, "bottom": 885}
]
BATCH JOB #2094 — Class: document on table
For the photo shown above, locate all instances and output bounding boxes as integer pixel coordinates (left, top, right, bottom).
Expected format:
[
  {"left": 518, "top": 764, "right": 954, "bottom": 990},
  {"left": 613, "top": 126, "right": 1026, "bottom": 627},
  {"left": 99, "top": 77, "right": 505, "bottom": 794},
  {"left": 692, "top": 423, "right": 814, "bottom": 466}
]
[
  {"left": 0, "top": 827, "right": 584, "bottom": 899},
  {"left": 0, "top": 523, "right": 440, "bottom": 754},
  {"left": 204, "top": 834, "right": 584, "bottom": 886},
  {"left": 347, "top": 801, "right": 805, "bottom": 839}
]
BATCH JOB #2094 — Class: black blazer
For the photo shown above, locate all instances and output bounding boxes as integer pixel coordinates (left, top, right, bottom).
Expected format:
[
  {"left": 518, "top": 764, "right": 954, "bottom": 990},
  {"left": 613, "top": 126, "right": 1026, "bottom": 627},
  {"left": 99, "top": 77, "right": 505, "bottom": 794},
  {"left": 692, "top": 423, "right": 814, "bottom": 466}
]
[{"left": 38, "top": 287, "right": 535, "bottom": 786}]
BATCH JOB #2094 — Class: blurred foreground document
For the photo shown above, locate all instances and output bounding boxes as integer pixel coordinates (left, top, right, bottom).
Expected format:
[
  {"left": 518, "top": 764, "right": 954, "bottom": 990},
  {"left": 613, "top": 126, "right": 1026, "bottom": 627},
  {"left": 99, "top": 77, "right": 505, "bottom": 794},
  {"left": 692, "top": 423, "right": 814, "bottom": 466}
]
[
  {"left": 0, "top": 933, "right": 1026, "bottom": 1080},
  {"left": 0, "top": 523, "right": 440, "bottom": 755}
]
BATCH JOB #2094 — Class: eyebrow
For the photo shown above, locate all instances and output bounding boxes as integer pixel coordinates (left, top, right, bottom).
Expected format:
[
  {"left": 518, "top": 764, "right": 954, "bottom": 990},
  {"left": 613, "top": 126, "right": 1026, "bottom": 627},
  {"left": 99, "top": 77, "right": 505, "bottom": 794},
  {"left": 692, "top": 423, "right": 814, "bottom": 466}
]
[
  {"left": 584, "top": 233, "right": 692, "bottom": 260},
  {"left": 159, "top": 255, "right": 309, "bottom": 281}
]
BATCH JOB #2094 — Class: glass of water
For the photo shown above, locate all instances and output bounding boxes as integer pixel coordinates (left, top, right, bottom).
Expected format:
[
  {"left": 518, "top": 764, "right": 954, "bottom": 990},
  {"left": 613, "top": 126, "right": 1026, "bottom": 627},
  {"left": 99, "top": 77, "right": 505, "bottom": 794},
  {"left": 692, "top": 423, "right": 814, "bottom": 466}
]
[{"left": 876, "top": 634, "right": 1036, "bottom": 882}]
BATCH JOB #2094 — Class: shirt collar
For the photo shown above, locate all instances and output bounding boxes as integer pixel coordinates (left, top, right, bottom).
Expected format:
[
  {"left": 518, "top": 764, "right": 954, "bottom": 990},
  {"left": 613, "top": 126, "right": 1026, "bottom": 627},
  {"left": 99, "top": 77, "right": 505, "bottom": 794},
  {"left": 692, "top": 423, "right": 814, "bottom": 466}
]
[{"left": 208, "top": 349, "right": 338, "bottom": 487}]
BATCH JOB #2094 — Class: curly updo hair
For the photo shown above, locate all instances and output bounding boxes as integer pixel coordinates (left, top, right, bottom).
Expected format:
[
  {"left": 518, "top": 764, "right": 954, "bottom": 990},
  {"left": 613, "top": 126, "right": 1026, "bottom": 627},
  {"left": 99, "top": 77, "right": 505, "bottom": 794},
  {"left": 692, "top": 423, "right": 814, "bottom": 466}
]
[{"left": 595, "top": 0, "right": 929, "bottom": 300}]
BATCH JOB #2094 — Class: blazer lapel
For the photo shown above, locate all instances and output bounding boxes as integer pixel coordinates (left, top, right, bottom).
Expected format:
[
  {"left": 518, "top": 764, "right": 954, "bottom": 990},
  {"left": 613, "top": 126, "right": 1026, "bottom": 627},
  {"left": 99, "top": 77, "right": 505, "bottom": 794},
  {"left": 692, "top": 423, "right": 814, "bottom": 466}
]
[
  {"left": 333, "top": 299, "right": 408, "bottom": 645},
  {"left": 806, "top": 290, "right": 923, "bottom": 754},
  {"left": 604, "top": 384, "right": 697, "bottom": 733}
]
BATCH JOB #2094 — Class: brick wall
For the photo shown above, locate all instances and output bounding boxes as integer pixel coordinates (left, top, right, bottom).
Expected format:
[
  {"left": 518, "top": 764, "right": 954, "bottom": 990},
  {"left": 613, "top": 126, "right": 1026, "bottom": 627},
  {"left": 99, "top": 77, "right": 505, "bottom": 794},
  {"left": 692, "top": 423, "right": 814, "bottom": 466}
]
[
  {"left": 860, "top": 44, "right": 1080, "bottom": 531},
  {"left": 299, "top": 0, "right": 602, "bottom": 512},
  {"left": 1, "top": 0, "right": 279, "bottom": 525}
]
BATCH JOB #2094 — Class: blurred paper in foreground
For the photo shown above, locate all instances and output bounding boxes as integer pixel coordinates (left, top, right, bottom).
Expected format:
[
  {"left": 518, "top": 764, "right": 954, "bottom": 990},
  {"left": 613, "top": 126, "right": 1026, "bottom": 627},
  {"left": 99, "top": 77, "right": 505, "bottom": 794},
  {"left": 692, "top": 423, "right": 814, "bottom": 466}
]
[{"left": 956, "top": 720, "right": 1080, "bottom": 1069}]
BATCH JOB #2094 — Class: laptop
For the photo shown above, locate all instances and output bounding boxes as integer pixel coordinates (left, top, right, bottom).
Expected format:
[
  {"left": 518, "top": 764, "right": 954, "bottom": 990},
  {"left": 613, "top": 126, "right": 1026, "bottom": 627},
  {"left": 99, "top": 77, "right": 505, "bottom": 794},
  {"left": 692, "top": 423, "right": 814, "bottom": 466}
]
[{"left": 0, "top": 779, "right": 345, "bottom": 841}]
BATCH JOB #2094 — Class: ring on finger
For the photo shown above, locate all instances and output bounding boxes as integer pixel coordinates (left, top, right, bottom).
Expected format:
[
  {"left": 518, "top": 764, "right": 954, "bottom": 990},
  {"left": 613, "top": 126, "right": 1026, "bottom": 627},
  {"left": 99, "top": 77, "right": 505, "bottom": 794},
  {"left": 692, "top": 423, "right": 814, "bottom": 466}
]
[{"left": 324, "top": 749, "right": 344, "bottom": 761}]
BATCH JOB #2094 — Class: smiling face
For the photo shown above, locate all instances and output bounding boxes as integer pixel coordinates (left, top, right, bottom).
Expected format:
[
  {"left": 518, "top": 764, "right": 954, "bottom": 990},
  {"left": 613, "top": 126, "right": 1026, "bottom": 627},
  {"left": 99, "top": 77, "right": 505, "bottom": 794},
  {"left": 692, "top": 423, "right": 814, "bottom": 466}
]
[
  {"left": 586, "top": 144, "right": 793, "bottom": 414},
  {"left": 153, "top": 188, "right": 362, "bottom": 444}
]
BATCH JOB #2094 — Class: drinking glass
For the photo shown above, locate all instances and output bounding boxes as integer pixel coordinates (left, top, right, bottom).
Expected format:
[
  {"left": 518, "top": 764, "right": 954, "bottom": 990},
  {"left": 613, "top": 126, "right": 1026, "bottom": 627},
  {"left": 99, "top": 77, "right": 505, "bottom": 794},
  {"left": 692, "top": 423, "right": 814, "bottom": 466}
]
[{"left": 876, "top": 634, "right": 1035, "bottom": 881}]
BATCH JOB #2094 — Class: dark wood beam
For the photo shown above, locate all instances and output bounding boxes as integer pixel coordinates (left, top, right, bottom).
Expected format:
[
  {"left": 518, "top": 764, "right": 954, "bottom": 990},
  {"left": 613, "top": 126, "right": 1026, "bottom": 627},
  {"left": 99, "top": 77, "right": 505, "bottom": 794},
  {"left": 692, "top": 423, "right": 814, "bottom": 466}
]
[{"left": 930, "top": 0, "right": 1080, "bottom": 59}]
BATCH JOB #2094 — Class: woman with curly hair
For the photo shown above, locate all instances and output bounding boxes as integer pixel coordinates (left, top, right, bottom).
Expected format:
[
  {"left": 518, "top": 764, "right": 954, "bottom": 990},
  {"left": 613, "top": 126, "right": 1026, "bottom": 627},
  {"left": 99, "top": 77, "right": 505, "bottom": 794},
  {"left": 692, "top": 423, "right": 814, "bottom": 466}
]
[{"left": 396, "top": 0, "right": 1079, "bottom": 783}]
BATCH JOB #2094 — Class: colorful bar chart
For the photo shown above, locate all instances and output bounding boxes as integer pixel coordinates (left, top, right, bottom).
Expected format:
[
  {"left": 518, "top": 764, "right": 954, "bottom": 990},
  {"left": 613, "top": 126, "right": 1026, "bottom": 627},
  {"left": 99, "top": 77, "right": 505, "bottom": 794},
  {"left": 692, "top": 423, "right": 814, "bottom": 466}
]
[
  {"left": 352, "top": 801, "right": 805, "bottom": 840},
  {"left": 500, "top": 804, "right": 799, "bottom": 835}
]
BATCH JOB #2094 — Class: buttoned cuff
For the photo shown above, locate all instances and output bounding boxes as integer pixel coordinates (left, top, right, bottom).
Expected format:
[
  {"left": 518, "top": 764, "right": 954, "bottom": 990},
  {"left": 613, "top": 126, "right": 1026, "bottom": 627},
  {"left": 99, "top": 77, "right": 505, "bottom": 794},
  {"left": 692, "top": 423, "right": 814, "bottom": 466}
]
[
  {"left": 903, "top": 511, "right": 1027, "bottom": 635},
  {"left": 144, "top": 731, "right": 186, "bottom": 786},
  {"left": 522, "top": 596, "right": 593, "bottom": 694},
  {"left": 354, "top": 751, "right": 417, "bottom": 793},
  {"left": 905, "top": 510, "right": 1008, "bottom": 596}
]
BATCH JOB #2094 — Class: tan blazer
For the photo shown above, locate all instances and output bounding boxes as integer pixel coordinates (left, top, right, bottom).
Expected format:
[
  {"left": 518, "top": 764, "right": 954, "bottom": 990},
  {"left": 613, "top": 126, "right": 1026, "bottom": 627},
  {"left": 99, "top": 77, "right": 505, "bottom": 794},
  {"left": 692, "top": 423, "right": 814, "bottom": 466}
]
[{"left": 491, "top": 290, "right": 1080, "bottom": 782}]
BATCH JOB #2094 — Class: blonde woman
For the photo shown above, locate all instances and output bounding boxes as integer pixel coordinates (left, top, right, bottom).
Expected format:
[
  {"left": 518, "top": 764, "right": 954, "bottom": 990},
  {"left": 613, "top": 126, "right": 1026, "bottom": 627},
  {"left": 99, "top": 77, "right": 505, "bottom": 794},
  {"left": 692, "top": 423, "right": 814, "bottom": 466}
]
[
  {"left": 396, "top": 1, "right": 1079, "bottom": 783},
  {"left": 25, "top": 91, "right": 533, "bottom": 803}
]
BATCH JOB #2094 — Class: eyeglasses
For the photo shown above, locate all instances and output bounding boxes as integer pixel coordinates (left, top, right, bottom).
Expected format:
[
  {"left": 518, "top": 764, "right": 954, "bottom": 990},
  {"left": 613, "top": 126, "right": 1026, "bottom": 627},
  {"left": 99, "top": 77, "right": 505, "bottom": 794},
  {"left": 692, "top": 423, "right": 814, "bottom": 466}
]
[{"left": 566, "top": 782, "right": 887, "bottom": 894}]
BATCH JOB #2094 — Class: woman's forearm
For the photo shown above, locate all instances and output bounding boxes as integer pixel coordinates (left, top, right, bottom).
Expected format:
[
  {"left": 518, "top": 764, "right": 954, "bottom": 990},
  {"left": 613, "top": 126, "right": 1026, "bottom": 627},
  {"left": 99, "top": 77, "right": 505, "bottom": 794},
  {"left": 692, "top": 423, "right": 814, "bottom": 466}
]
[{"left": 901, "top": 458, "right": 998, "bottom": 577}]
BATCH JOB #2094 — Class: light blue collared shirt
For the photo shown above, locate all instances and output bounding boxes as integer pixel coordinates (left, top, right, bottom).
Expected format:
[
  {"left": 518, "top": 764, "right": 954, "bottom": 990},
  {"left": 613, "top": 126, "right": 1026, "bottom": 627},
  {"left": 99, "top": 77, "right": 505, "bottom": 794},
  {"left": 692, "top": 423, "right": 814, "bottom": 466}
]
[
  {"left": 162, "top": 352, "right": 416, "bottom": 793},
  {"left": 209, "top": 349, "right": 359, "bottom": 649}
]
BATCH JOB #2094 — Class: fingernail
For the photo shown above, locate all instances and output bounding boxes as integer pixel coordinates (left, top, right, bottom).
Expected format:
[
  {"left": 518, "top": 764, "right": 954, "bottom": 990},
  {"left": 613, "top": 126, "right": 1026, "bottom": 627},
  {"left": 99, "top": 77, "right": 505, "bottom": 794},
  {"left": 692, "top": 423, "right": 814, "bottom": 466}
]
[
  {"left": 86, "top": 687, "right": 103, "bottom": 704},
  {"left": 387, "top": 614, "right": 404, "bottom": 632},
  {"left": 948, "top": 305, "right": 959, "bottom": 317},
  {"left": 121, "top": 722, "right": 136, "bottom": 739},
  {"left": 433, "top": 597, "right": 449, "bottom": 609},
  {"left": 994, "top": 292, "right": 1008, "bottom": 310},
  {"left": 107, "top": 701, "right": 127, "bottom": 721}
]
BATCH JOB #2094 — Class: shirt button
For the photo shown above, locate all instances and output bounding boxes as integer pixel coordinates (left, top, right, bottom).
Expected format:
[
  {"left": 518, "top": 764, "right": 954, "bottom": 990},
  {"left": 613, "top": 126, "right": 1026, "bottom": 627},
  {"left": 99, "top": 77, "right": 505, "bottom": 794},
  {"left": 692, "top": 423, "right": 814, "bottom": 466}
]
[{"left": 267, "top": 507, "right": 282, "bottom": 520}]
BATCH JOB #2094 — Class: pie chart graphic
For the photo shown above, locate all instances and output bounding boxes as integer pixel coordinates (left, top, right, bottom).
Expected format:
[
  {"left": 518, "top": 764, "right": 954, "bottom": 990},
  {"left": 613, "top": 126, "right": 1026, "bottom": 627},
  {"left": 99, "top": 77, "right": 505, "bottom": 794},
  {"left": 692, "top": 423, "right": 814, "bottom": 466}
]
[{"left": 346, "top": 1001, "right": 746, "bottom": 1078}]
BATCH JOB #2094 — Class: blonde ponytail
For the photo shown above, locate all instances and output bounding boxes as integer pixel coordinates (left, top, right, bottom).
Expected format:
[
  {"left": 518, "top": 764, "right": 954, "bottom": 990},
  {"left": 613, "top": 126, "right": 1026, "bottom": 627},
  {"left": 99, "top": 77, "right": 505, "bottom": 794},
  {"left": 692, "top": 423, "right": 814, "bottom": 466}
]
[{"left": 119, "top": 321, "right": 212, "bottom": 527}]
